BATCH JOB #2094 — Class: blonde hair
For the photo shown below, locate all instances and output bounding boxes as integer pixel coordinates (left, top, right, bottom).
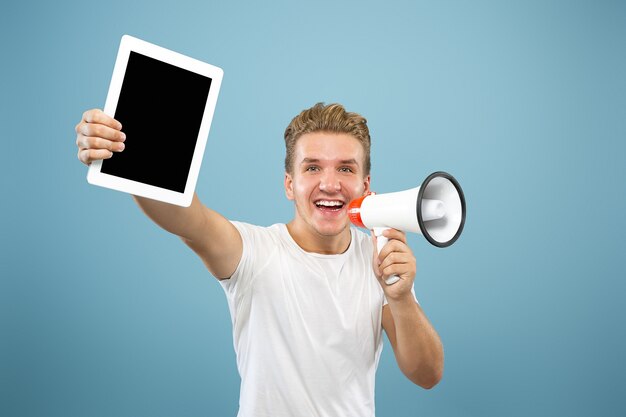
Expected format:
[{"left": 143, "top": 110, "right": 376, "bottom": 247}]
[{"left": 284, "top": 102, "right": 371, "bottom": 175}]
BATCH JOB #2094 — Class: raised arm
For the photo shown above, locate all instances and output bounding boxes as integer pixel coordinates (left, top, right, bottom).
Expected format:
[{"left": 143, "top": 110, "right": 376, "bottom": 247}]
[{"left": 76, "top": 109, "right": 242, "bottom": 279}]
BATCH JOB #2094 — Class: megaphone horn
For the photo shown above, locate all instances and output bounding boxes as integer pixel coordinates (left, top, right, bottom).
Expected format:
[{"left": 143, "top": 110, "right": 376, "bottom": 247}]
[{"left": 348, "top": 171, "right": 466, "bottom": 285}]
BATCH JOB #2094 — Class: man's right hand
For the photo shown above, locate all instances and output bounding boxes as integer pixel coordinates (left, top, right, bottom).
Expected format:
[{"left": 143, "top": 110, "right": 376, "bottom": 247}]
[{"left": 75, "top": 109, "right": 127, "bottom": 166}]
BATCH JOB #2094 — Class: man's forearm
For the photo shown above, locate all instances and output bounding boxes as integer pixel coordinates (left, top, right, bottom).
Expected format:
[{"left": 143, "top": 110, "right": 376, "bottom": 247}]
[
  {"left": 133, "top": 192, "right": 206, "bottom": 241},
  {"left": 387, "top": 295, "right": 444, "bottom": 388},
  {"left": 133, "top": 192, "right": 243, "bottom": 279}
]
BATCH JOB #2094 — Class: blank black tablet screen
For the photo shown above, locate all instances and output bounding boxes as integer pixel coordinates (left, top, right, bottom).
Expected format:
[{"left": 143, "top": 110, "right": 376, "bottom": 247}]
[{"left": 101, "top": 51, "right": 212, "bottom": 193}]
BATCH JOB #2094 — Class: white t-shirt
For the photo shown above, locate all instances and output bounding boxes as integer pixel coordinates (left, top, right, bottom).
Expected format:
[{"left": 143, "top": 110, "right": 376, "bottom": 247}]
[{"left": 220, "top": 222, "right": 387, "bottom": 417}]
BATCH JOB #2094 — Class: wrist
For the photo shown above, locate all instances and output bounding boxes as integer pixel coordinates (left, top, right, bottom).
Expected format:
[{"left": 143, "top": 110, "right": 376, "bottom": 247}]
[{"left": 385, "top": 290, "right": 416, "bottom": 306}]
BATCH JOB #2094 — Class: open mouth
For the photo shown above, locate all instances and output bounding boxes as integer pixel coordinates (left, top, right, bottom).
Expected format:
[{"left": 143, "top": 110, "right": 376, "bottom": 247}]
[{"left": 314, "top": 200, "right": 345, "bottom": 212}]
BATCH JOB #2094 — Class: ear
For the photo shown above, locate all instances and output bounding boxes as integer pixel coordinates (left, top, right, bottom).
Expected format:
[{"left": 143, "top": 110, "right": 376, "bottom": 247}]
[
  {"left": 284, "top": 172, "right": 294, "bottom": 200},
  {"left": 363, "top": 174, "right": 371, "bottom": 195}
]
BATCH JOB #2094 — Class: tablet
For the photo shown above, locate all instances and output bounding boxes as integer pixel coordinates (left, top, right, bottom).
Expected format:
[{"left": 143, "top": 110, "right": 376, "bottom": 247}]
[{"left": 87, "top": 34, "right": 223, "bottom": 207}]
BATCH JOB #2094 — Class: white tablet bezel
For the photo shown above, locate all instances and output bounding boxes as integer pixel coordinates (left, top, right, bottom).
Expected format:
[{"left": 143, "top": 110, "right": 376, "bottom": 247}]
[{"left": 87, "top": 34, "right": 223, "bottom": 207}]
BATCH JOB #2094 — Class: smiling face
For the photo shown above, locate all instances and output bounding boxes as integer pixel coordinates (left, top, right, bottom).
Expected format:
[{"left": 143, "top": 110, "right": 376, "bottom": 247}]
[{"left": 285, "top": 132, "right": 370, "bottom": 252}]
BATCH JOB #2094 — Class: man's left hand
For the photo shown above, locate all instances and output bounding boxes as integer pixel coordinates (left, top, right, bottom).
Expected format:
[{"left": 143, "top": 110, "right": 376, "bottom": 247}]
[{"left": 372, "top": 228, "right": 417, "bottom": 301}]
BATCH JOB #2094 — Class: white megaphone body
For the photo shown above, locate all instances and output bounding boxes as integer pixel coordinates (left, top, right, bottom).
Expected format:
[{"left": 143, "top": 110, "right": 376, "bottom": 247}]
[{"left": 348, "top": 171, "right": 466, "bottom": 285}]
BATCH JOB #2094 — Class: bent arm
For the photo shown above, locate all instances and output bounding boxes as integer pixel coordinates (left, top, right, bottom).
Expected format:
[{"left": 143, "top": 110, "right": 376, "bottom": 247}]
[
  {"left": 373, "top": 228, "right": 444, "bottom": 388},
  {"left": 382, "top": 298, "right": 444, "bottom": 389},
  {"left": 133, "top": 192, "right": 242, "bottom": 279},
  {"left": 75, "top": 109, "right": 242, "bottom": 280}
]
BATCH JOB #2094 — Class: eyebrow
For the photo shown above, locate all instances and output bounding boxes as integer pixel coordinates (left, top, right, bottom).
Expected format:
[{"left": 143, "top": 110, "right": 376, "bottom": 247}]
[{"left": 300, "top": 158, "right": 360, "bottom": 166}]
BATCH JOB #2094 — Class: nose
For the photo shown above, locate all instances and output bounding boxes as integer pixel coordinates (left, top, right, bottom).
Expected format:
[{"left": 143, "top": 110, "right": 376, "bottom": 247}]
[{"left": 319, "top": 170, "right": 341, "bottom": 193}]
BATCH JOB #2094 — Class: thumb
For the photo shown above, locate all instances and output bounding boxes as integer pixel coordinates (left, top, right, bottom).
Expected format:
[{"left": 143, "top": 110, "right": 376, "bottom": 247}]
[{"left": 370, "top": 230, "right": 382, "bottom": 278}]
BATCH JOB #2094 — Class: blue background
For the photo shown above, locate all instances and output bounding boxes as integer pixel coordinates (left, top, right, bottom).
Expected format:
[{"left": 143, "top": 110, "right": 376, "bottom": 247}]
[{"left": 2, "top": 1, "right": 625, "bottom": 416}]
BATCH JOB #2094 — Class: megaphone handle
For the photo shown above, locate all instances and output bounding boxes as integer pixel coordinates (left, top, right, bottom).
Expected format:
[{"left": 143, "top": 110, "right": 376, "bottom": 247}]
[{"left": 373, "top": 227, "right": 401, "bottom": 285}]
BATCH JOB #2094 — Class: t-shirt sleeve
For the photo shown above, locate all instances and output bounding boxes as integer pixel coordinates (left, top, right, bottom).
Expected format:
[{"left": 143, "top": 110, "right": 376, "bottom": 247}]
[{"left": 219, "top": 221, "right": 275, "bottom": 299}]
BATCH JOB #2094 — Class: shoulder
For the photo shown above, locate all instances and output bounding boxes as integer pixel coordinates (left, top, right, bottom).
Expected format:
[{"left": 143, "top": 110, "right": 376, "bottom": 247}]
[
  {"left": 230, "top": 221, "right": 284, "bottom": 245},
  {"left": 351, "top": 227, "right": 373, "bottom": 249},
  {"left": 222, "top": 222, "right": 284, "bottom": 286},
  {"left": 345, "top": 227, "right": 375, "bottom": 261}
]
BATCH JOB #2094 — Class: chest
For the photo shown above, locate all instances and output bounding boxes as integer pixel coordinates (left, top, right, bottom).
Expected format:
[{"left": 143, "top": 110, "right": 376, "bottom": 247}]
[{"left": 247, "top": 248, "right": 384, "bottom": 341}]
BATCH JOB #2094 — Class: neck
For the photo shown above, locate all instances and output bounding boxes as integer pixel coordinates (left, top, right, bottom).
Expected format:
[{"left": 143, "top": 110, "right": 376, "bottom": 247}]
[{"left": 286, "top": 221, "right": 352, "bottom": 255}]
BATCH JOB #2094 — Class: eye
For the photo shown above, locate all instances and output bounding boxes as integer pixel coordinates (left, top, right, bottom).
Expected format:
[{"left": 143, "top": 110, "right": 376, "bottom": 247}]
[
  {"left": 305, "top": 165, "right": 320, "bottom": 172},
  {"left": 339, "top": 166, "right": 354, "bottom": 173}
]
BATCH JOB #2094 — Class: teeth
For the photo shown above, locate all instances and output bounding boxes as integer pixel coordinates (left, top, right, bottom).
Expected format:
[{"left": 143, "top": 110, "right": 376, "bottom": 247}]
[{"left": 316, "top": 200, "right": 344, "bottom": 207}]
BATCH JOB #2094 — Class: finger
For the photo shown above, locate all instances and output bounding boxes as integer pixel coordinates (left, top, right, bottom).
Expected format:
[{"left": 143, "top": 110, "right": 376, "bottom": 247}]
[
  {"left": 381, "top": 261, "right": 414, "bottom": 280},
  {"left": 82, "top": 109, "right": 122, "bottom": 130},
  {"left": 382, "top": 228, "right": 408, "bottom": 244},
  {"left": 76, "top": 121, "right": 126, "bottom": 142},
  {"left": 370, "top": 230, "right": 378, "bottom": 247},
  {"left": 372, "top": 255, "right": 383, "bottom": 278},
  {"left": 370, "top": 231, "right": 380, "bottom": 263},
  {"left": 377, "top": 239, "right": 410, "bottom": 262},
  {"left": 379, "top": 249, "right": 414, "bottom": 269},
  {"left": 375, "top": 261, "right": 405, "bottom": 284},
  {"left": 76, "top": 135, "right": 125, "bottom": 152},
  {"left": 77, "top": 148, "right": 114, "bottom": 165}
]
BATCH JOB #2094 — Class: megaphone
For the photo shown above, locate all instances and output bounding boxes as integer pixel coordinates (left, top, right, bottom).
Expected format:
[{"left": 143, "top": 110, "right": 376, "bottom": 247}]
[{"left": 348, "top": 171, "right": 466, "bottom": 285}]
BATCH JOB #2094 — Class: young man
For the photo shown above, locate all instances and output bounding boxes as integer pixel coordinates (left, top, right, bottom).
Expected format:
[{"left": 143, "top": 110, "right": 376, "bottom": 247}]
[{"left": 75, "top": 102, "right": 443, "bottom": 416}]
